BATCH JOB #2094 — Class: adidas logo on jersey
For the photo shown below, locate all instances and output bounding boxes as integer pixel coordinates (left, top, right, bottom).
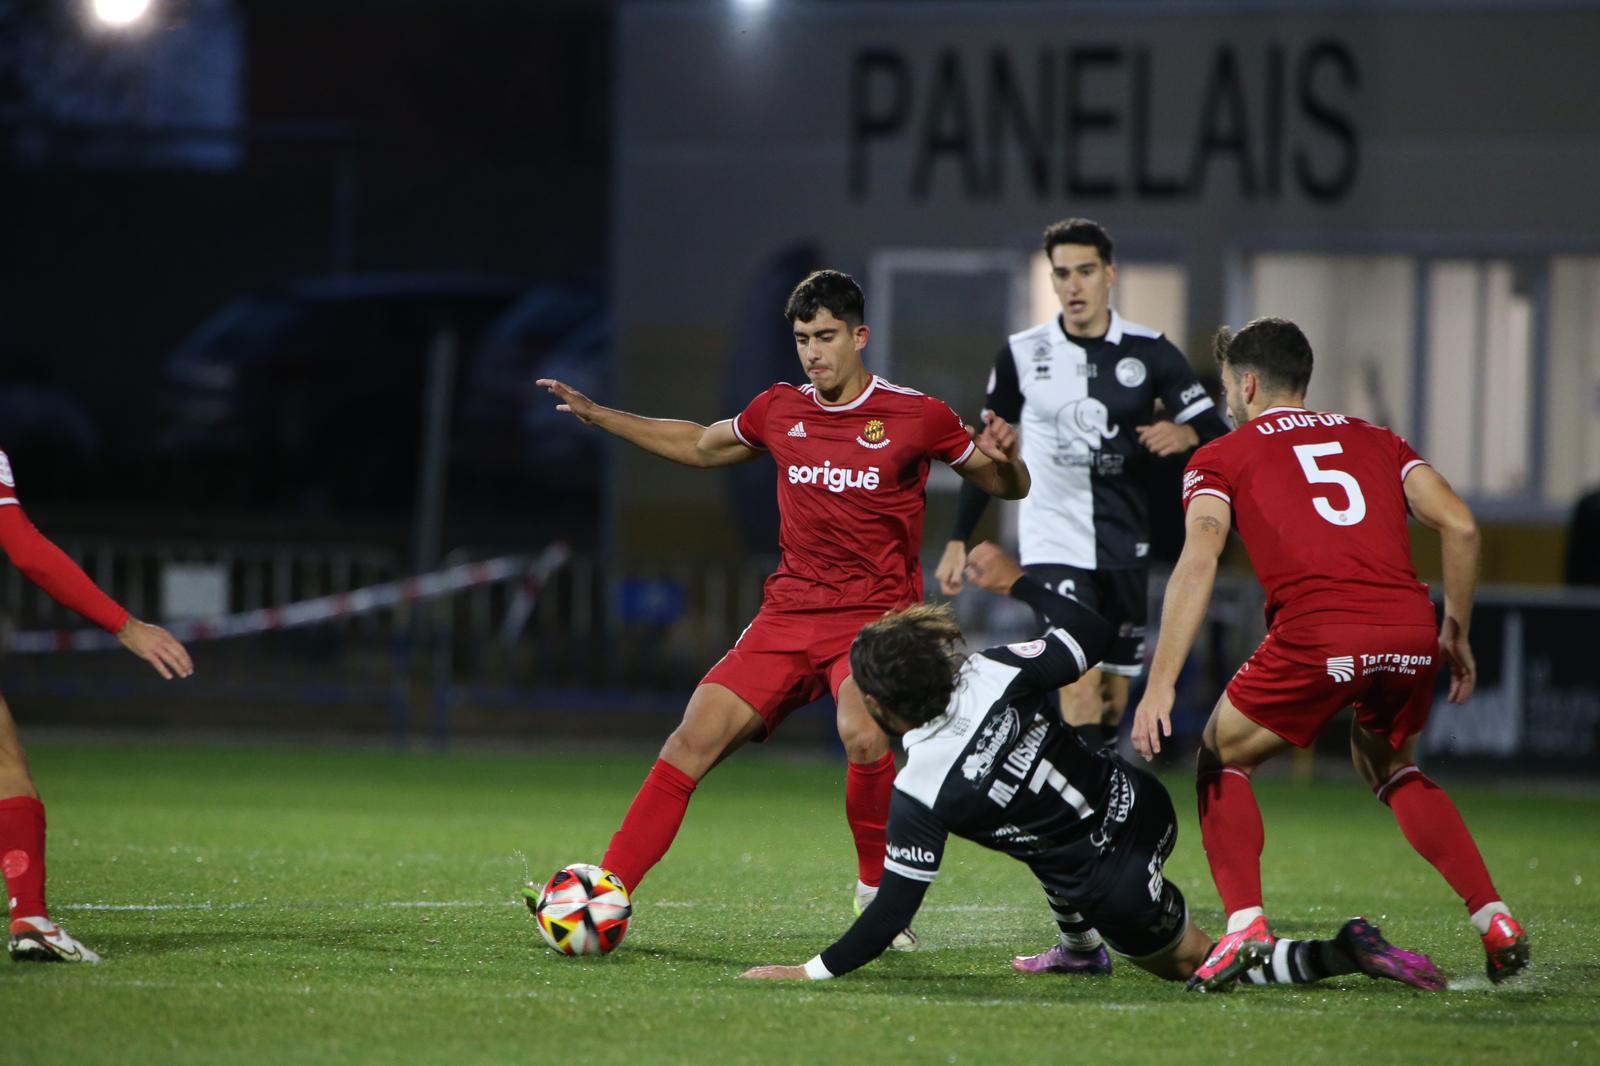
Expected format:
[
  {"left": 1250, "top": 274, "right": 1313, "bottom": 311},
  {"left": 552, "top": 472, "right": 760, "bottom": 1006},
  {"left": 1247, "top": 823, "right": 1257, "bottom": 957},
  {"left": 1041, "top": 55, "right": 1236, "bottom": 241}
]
[
  {"left": 1326, "top": 656, "right": 1356, "bottom": 683},
  {"left": 787, "top": 422, "right": 807, "bottom": 438}
]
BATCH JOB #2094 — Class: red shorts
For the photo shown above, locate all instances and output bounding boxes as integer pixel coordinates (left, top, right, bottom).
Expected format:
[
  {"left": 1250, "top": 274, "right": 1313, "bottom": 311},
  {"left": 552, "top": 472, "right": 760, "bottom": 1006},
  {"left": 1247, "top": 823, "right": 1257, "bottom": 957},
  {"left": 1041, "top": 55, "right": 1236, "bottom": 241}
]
[
  {"left": 700, "top": 604, "right": 886, "bottom": 737},
  {"left": 1225, "top": 622, "right": 1440, "bottom": 749}
]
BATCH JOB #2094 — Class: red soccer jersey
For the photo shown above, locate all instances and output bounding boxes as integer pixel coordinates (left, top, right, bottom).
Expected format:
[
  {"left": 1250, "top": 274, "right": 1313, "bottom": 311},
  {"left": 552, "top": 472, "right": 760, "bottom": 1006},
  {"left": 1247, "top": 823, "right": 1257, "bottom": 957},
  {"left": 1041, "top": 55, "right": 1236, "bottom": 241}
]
[
  {"left": 731, "top": 376, "right": 975, "bottom": 612},
  {"left": 1182, "top": 406, "right": 1435, "bottom": 630}
]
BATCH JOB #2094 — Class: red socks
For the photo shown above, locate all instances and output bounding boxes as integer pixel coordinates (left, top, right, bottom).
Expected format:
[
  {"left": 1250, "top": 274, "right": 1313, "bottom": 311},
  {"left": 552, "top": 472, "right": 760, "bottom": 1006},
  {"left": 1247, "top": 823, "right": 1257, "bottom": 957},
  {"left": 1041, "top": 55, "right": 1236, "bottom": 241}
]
[
  {"left": 845, "top": 752, "right": 897, "bottom": 888},
  {"left": 1377, "top": 766, "right": 1500, "bottom": 914},
  {"left": 0, "top": 795, "right": 47, "bottom": 920},
  {"left": 601, "top": 759, "right": 697, "bottom": 894},
  {"left": 1197, "top": 767, "right": 1265, "bottom": 916}
]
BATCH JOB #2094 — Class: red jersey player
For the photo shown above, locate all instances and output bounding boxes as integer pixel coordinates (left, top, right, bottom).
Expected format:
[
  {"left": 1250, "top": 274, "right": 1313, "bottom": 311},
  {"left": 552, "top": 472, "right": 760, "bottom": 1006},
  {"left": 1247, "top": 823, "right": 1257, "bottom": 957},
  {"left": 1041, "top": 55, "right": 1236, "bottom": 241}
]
[
  {"left": 0, "top": 448, "right": 194, "bottom": 962},
  {"left": 1130, "top": 317, "right": 1528, "bottom": 990},
  {"left": 537, "top": 270, "right": 1029, "bottom": 937}
]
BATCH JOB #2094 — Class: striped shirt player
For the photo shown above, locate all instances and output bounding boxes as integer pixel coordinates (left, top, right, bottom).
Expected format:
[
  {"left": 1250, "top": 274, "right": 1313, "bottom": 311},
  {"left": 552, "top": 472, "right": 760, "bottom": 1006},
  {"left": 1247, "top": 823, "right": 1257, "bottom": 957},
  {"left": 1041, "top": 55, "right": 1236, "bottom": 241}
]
[
  {"left": 798, "top": 574, "right": 1193, "bottom": 979},
  {"left": 948, "top": 310, "right": 1231, "bottom": 680},
  {"left": 0, "top": 448, "right": 195, "bottom": 964},
  {"left": 744, "top": 545, "right": 1448, "bottom": 992}
]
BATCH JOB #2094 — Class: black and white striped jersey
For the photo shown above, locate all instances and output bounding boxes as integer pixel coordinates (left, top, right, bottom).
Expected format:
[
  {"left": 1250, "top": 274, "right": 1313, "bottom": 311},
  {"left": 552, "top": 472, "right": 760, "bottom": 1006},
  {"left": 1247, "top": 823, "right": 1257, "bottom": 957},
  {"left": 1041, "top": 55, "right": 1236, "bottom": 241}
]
[
  {"left": 811, "top": 576, "right": 1120, "bottom": 978},
  {"left": 955, "top": 310, "right": 1230, "bottom": 570}
]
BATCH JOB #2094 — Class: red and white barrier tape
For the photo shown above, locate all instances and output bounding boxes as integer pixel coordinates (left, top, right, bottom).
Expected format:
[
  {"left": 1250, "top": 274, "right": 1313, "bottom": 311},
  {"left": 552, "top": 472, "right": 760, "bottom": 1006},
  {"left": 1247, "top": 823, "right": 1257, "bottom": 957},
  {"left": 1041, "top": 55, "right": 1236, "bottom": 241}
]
[{"left": 6, "top": 544, "right": 571, "bottom": 654}]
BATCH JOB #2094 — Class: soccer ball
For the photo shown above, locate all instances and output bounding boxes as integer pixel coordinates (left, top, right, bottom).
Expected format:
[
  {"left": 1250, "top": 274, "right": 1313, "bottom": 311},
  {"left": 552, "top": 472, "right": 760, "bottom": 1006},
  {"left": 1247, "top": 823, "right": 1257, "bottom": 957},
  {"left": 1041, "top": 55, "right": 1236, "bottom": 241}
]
[{"left": 525, "top": 864, "right": 632, "bottom": 956}]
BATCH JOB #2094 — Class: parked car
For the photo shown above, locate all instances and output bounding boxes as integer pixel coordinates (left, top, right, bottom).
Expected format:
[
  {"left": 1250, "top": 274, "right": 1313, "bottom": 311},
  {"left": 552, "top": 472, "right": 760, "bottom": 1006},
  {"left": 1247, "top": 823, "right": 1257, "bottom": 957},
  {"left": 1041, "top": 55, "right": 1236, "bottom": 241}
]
[{"left": 154, "top": 274, "right": 609, "bottom": 525}]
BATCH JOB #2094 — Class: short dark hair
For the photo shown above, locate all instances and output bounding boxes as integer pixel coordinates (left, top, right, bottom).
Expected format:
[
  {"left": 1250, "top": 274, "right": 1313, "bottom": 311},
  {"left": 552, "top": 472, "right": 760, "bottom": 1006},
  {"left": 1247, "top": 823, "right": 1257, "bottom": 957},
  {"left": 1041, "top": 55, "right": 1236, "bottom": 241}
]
[
  {"left": 784, "top": 270, "right": 865, "bottom": 327},
  {"left": 849, "top": 603, "right": 966, "bottom": 730},
  {"left": 1042, "top": 218, "right": 1114, "bottom": 265},
  {"left": 1214, "top": 317, "right": 1315, "bottom": 395}
]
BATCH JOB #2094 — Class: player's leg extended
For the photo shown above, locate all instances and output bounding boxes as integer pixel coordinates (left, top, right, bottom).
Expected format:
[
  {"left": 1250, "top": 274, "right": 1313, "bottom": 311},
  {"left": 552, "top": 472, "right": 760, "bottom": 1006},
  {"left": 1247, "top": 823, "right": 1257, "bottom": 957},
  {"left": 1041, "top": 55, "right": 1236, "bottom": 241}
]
[
  {"left": 0, "top": 694, "right": 99, "bottom": 963},
  {"left": 1197, "top": 692, "right": 1292, "bottom": 929},
  {"left": 1011, "top": 887, "right": 1112, "bottom": 976},
  {"left": 835, "top": 676, "right": 894, "bottom": 888},
  {"left": 599, "top": 684, "right": 764, "bottom": 894},
  {"left": 0, "top": 694, "right": 47, "bottom": 921},
  {"left": 1351, "top": 723, "right": 1528, "bottom": 982}
]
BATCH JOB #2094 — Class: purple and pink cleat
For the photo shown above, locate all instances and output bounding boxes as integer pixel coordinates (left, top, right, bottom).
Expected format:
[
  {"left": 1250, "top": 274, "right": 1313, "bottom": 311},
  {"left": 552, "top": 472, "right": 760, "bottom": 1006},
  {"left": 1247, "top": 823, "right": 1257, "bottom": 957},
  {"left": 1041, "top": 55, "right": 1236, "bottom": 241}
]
[
  {"left": 1335, "top": 916, "right": 1446, "bottom": 990},
  {"left": 1011, "top": 943, "right": 1113, "bottom": 976}
]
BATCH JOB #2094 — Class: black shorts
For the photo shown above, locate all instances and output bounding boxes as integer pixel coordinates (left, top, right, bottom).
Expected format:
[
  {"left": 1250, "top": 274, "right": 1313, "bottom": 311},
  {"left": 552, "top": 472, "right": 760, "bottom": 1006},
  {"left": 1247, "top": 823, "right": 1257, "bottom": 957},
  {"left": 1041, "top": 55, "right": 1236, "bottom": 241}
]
[
  {"left": 1024, "top": 564, "right": 1147, "bottom": 677},
  {"left": 1029, "top": 764, "right": 1188, "bottom": 960}
]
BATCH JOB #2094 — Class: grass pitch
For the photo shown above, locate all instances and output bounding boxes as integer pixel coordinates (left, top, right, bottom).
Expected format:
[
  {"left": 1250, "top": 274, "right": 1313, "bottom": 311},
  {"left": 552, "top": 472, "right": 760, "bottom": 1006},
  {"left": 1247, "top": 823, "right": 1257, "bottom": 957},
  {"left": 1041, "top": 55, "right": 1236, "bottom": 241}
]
[{"left": 5, "top": 741, "right": 1595, "bottom": 1065}]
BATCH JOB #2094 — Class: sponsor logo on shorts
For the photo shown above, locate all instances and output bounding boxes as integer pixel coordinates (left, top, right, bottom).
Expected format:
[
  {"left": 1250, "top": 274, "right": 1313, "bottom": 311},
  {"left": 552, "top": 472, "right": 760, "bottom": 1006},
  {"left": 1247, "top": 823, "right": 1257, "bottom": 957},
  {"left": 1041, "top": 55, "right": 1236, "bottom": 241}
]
[
  {"left": 1359, "top": 652, "right": 1434, "bottom": 677},
  {"left": 1326, "top": 655, "right": 1356, "bottom": 682}
]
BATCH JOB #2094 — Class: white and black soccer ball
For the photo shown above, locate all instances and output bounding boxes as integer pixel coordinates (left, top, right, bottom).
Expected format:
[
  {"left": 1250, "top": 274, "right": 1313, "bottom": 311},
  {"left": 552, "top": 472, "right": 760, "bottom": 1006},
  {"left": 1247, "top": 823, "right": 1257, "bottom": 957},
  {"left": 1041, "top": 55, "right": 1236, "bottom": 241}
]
[{"left": 524, "top": 863, "right": 632, "bottom": 956}]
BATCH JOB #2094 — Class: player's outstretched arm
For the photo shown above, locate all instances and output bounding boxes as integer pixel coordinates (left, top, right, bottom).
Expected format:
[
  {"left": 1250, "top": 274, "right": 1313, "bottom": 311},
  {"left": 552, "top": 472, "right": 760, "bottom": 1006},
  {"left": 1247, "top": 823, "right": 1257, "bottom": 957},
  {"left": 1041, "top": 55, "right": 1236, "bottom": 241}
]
[
  {"left": 740, "top": 870, "right": 933, "bottom": 981},
  {"left": 0, "top": 505, "right": 195, "bottom": 680},
  {"left": 535, "top": 378, "right": 758, "bottom": 469},
  {"left": 1404, "top": 464, "right": 1479, "bottom": 703},
  {"left": 116, "top": 618, "right": 195, "bottom": 680},
  {"left": 954, "top": 412, "right": 1030, "bottom": 501},
  {"left": 1131, "top": 494, "right": 1230, "bottom": 761},
  {"left": 963, "top": 541, "right": 1115, "bottom": 690}
]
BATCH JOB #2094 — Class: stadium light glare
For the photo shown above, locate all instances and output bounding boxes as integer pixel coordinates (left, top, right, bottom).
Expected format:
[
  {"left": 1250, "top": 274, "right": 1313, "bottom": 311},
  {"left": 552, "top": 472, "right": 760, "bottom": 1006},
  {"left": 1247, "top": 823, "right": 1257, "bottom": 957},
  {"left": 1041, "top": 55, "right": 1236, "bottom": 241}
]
[
  {"left": 732, "top": 0, "right": 771, "bottom": 11},
  {"left": 90, "top": 0, "right": 153, "bottom": 29}
]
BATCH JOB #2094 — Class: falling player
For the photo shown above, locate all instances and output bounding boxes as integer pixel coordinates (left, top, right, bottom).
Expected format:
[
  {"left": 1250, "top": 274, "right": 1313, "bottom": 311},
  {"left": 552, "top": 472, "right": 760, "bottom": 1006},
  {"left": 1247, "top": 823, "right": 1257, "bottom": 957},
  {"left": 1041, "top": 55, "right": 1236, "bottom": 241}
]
[
  {"left": 537, "top": 270, "right": 1029, "bottom": 938},
  {"left": 742, "top": 541, "right": 1442, "bottom": 992},
  {"left": 0, "top": 449, "right": 194, "bottom": 962},
  {"left": 1130, "top": 317, "right": 1528, "bottom": 990}
]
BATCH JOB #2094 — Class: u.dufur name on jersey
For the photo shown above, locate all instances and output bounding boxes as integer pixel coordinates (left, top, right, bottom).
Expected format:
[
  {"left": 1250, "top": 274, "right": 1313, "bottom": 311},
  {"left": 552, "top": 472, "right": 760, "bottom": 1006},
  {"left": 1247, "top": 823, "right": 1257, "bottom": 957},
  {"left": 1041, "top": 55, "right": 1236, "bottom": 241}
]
[{"left": 1255, "top": 410, "right": 1351, "bottom": 435}]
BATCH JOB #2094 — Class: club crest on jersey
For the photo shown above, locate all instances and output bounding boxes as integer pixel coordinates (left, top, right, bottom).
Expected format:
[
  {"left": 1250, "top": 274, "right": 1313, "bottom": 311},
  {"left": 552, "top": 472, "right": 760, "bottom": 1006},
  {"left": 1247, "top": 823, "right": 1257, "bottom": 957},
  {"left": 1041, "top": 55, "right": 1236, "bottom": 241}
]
[
  {"left": 1031, "top": 341, "right": 1051, "bottom": 362},
  {"left": 856, "top": 418, "right": 891, "bottom": 450},
  {"left": 1115, "top": 357, "right": 1147, "bottom": 388}
]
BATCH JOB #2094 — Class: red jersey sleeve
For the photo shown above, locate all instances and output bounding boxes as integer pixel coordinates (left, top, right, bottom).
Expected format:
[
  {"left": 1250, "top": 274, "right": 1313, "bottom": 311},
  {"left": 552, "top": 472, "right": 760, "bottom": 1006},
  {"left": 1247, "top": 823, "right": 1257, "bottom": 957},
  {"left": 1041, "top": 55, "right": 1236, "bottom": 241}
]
[
  {"left": 1395, "top": 433, "right": 1430, "bottom": 482},
  {"left": 0, "top": 450, "right": 130, "bottom": 633},
  {"left": 1182, "top": 443, "right": 1235, "bottom": 512},
  {"left": 921, "top": 397, "right": 976, "bottom": 467},
  {"left": 730, "top": 387, "right": 776, "bottom": 451}
]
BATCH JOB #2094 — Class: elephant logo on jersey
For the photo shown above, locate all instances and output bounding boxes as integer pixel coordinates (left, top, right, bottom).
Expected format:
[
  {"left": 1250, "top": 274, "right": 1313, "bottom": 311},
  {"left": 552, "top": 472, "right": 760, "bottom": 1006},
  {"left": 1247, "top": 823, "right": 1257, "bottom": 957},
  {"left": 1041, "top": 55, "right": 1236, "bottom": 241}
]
[
  {"left": 1052, "top": 397, "right": 1119, "bottom": 468},
  {"left": 856, "top": 419, "right": 891, "bottom": 450},
  {"left": 961, "top": 707, "right": 1019, "bottom": 784}
]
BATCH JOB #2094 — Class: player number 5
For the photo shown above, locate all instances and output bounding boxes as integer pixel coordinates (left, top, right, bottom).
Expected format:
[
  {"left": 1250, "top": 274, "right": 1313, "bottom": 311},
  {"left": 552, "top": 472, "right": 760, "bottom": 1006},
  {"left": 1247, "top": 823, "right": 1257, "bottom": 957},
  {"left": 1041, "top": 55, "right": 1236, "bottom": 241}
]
[{"left": 1292, "top": 442, "right": 1367, "bottom": 526}]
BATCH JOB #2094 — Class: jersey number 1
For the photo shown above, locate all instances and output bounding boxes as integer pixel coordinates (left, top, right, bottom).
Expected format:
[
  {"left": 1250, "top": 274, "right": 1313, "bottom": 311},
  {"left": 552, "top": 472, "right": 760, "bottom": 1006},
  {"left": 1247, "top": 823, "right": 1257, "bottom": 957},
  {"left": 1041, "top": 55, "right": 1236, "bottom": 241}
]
[{"left": 1292, "top": 442, "right": 1367, "bottom": 526}]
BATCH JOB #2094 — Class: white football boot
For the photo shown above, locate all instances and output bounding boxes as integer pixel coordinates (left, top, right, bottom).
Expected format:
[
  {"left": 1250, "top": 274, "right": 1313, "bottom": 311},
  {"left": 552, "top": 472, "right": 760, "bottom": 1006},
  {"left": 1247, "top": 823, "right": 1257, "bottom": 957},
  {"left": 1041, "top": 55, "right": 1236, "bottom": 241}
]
[
  {"left": 9, "top": 916, "right": 102, "bottom": 963},
  {"left": 854, "top": 880, "right": 918, "bottom": 952}
]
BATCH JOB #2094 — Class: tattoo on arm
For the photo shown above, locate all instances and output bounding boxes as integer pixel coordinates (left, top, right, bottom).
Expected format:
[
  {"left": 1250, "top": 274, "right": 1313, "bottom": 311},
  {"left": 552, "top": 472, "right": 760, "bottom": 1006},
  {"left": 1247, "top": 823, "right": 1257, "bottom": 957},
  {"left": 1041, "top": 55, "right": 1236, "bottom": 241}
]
[{"left": 1196, "top": 515, "right": 1223, "bottom": 536}]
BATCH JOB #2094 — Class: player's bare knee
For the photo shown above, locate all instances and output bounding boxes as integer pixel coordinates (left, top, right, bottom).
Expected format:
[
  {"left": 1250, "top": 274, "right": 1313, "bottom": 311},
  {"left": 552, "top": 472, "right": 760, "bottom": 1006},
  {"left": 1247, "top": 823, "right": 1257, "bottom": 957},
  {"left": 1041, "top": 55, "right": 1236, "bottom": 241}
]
[{"left": 838, "top": 722, "right": 889, "bottom": 764}]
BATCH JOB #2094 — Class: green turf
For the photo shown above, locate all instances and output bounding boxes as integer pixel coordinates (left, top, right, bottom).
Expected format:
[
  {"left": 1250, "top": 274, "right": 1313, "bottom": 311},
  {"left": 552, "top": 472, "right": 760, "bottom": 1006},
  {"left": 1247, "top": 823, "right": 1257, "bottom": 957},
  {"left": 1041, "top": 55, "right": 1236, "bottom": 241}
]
[{"left": 4, "top": 742, "right": 1595, "bottom": 1065}]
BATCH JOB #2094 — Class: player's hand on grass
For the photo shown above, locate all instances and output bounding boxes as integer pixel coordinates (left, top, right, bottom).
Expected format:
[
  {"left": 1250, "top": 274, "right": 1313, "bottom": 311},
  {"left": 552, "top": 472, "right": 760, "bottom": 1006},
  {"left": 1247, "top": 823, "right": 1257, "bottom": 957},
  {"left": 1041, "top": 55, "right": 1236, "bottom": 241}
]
[
  {"left": 536, "top": 378, "right": 601, "bottom": 425},
  {"left": 1438, "top": 617, "right": 1476, "bottom": 704},
  {"left": 974, "top": 412, "right": 1020, "bottom": 465},
  {"left": 1135, "top": 420, "right": 1199, "bottom": 457},
  {"left": 117, "top": 618, "right": 194, "bottom": 680},
  {"left": 963, "top": 541, "right": 1023, "bottom": 596},
  {"left": 740, "top": 965, "right": 809, "bottom": 980},
  {"left": 1130, "top": 687, "right": 1174, "bottom": 761},
  {"left": 936, "top": 540, "right": 968, "bottom": 596}
]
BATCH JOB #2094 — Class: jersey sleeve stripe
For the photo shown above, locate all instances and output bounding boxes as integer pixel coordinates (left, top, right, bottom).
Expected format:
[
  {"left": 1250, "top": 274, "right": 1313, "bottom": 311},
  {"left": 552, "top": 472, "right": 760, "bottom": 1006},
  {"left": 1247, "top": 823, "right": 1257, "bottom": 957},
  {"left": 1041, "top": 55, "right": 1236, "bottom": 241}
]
[
  {"left": 1047, "top": 626, "right": 1089, "bottom": 675},
  {"left": 1174, "top": 396, "right": 1216, "bottom": 424},
  {"left": 1188, "top": 487, "right": 1231, "bottom": 505},
  {"left": 0, "top": 498, "right": 17, "bottom": 507},
  {"left": 1400, "top": 458, "right": 1430, "bottom": 481},
  {"left": 949, "top": 440, "right": 976, "bottom": 467},
  {"left": 883, "top": 859, "right": 938, "bottom": 883},
  {"left": 729, "top": 415, "right": 764, "bottom": 451}
]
